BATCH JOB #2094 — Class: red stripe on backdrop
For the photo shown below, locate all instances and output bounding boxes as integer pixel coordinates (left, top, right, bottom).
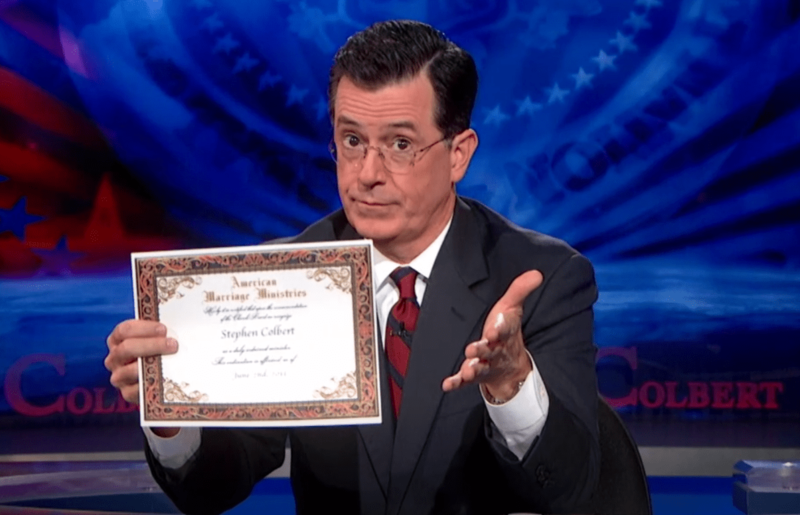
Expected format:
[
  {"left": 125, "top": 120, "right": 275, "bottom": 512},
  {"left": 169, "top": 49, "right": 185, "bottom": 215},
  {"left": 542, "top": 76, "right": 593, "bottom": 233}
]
[
  {"left": 0, "top": 3, "right": 65, "bottom": 59},
  {"left": 0, "top": 3, "right": 92, "bottom": 78},
  {"left": 0, "top": 140, "right": 95, "bottom": 201},
  {"left": 0, "top": 67, "right": 104, "bottom": 148}
]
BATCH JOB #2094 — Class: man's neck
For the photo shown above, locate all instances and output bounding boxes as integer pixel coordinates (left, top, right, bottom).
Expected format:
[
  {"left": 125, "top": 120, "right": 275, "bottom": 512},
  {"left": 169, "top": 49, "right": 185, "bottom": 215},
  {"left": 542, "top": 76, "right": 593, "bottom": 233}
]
[{"left": 374, "top": 197, "right": 456, "bottom": 263}]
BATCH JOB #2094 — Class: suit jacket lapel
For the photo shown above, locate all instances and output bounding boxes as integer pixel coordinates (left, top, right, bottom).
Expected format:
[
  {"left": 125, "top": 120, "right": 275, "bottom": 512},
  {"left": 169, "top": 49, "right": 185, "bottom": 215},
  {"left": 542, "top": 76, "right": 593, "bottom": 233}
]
[{"left": 387, "top": 198, "right": 489, "bottom": 511}]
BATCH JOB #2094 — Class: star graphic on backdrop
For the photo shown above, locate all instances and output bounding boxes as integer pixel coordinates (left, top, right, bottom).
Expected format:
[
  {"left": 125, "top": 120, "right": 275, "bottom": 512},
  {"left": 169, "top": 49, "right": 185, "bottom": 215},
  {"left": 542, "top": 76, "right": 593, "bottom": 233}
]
[
  {"left": 192, "top": 0, "right": 212, "bottom": 9},
  {"left": 592, "top": 50, "right": 617, "bottom": 72},
  {"left": 287, "top": 3, "right": 336, "bottom": 54},
  {"left": 571, "top": 67, "right": 595, "bottom": 89},
  {"left": 515, "top": 96, "right": 543, "bottom": 116},
  {"left": 0, "top": 198, "right": 44, "bottom": 240},
  {"left": 67, "top": 176, "right": 177, "bottom": 258},
  {"left": 213, "top": 33, "right": 240, "bottom": 55},
  {"left": 33, "top": 236, "right": 84, "bottom": 276},
  {"left": 286, "top": 85, "right": 309, "bottom": 107},
  {"left": 635, "top": 0, "right": 662, "bottom": 10},
  {"left": 315, "top": 97, "right": 328, "bottom": 120},
  {"left": 233, "top": 52, "right": 259, "bottom": 74},
  {"left": 258, "top": 70, "right": 282, "bottom": 90},
  {"left": 545, "top": 82, "right": 570, "bottom": 104},
  {"left": 201, "top": 13, "right": 224, "bottom": 33},
  {"left": 609, "top": 31, "right": 638, "bottom": 54},
  {"left": 624, "top": 12, "right": 652, "bottom": 32},
  {"left": 483, "top": 105, "right": 510, "bottom": 126}
]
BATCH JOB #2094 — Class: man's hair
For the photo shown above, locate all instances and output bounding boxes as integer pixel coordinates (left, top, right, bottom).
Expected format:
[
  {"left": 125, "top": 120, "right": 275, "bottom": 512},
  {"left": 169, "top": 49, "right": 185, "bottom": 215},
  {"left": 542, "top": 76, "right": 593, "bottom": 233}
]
[{"left": 328, "top": 20, "right": 478, "bottom": 140}]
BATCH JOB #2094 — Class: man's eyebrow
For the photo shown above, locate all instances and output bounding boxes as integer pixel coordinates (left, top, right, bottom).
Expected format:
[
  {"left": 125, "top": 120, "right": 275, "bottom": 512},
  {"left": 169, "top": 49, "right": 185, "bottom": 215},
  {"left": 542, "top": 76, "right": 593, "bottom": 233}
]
[
  {"left": 334, "top": 117, "right": 419, "bottom": 132},
  {"left": 335, "top": 115, "right": 362, "bottom": 127},
  {"left": 387, "top": 120, "right": 418, "bottom": 131}
]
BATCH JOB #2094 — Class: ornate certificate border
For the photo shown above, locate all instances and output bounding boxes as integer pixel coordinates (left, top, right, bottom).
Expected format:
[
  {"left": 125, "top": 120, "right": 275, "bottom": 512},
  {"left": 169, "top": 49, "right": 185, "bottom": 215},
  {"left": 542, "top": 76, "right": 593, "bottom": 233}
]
[{"left": 132, "top": 241, "right": 379, "bottom": 426}]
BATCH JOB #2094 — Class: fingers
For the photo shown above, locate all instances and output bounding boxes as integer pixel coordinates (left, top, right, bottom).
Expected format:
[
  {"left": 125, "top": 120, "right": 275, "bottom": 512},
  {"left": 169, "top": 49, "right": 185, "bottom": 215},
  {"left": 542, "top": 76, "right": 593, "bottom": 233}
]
[
  {"left": 441, "top": 357, "right": 489, "bottom": 392},
  {"left": 107, "top": 319, "right": 166, "bottom": 350},
  {"left": 109, "top": 361, "right": 141, "bottom": 405},
  {"left": 120, "top": 384, "right": 140, "bottom": 405},
  {"left": 109, "top": 360, "right": 138, "bottom": 390},
  {"left": 443, "top": 271, "right": 543, "bottom": 394},
  {"left": 105, "top": 320, "right": 174, "bottom": 406},
  {"left": 463, "top": 339, "right": 493, "bottom": 360},
  {"left": 105, "top": 335, "right": 178, "bottom": 371}
]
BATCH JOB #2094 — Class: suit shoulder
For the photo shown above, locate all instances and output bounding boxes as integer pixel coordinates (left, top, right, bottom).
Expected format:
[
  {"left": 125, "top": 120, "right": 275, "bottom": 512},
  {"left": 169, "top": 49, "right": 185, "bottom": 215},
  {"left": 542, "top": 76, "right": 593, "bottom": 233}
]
[
  {"left": 269, "top": 209, "right": 347, "bottom": 244},
  {"left": 464, "top": 198, "right": 584, "bottom": 267}
]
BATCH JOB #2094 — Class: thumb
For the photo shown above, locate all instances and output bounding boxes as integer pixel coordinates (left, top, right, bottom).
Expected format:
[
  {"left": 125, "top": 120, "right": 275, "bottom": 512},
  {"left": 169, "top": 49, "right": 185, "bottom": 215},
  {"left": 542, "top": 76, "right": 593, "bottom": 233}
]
[
  {"left": 497, "top": 270, "right": 544, "bottom": 311},
  {"left": 482, "top": 270, "right": 544, "bottom": 342}
]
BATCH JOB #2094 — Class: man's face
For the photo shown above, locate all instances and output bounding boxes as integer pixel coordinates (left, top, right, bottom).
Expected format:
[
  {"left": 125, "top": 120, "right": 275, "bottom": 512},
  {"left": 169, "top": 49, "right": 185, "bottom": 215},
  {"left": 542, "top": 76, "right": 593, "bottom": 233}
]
[{"left": 333, "top": 74, "right": 467, "bottom": 262}]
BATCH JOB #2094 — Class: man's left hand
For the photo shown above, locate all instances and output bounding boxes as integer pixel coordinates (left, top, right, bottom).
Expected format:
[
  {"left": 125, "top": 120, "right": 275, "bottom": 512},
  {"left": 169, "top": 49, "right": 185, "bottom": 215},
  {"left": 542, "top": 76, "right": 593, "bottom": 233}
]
[{"left": 442, "top": 270, "right": 544, "bottom": 400}]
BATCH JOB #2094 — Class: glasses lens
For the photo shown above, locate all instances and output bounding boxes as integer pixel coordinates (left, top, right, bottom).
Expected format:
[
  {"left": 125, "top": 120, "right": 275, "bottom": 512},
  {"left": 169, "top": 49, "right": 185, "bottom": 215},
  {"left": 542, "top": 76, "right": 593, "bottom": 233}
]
[{"left": 386, "top": 151, "right": 413, "bottom": 173}]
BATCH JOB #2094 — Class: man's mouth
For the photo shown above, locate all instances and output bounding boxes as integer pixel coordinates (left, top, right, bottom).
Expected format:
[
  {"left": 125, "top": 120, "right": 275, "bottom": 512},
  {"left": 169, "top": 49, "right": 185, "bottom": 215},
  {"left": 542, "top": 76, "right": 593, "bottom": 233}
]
[{"left": 355, "top": 199, "right": 390, "bottom": 207}]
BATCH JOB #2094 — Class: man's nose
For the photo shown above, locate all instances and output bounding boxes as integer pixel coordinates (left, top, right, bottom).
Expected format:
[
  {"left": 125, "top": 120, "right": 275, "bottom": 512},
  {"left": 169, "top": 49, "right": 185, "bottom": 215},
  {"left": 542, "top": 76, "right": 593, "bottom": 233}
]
[{"left": 358, "top": 146, "right": 387, "bottom": 184}]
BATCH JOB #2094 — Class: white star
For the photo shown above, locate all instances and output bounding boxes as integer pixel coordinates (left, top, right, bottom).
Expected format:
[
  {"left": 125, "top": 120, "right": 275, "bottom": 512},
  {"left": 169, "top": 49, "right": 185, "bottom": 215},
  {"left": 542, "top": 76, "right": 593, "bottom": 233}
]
[
  {"left": 609, "top": 31, "right": 638, "bottom": 54},
  {"left": 192, "top": 0, "right": 212, "bottom": 9},
  {"left": 286, "top": 85, "right": 309, "bottom": 107},
  {"left": 515, "top": 96, "right": 543, "bottom": 116},
  {"left": 213, "top": 33, "right": 240, "bottom": 55},
  {"left": 571, "top": 67, "right": 595, "bottom": 89},
  {"left": 483, "top": 105, "right": 509, "bottom": 126},
  {"left": 635, "top": 0, "right": 662, "bottom": 10},
  {"left": 258, "top": 70, "right": 282, "bottom": 90},
  {"left": 232, "top": 52, "right": 259, "bottom": 74},
  {"left": 545, "top": 82, "right": 570, "bottom": 104},
  {"left": 592, "top": 50, "right": 617, "bottom": 72},
  {"left": 315, "top": 97, "right": 328, "bottom": 120},
  {"left": 624, "top": 12, "right": 652, "bottom": 32},
  {"left": 201, "top": 13, "right": 224, "bottom": 33}
]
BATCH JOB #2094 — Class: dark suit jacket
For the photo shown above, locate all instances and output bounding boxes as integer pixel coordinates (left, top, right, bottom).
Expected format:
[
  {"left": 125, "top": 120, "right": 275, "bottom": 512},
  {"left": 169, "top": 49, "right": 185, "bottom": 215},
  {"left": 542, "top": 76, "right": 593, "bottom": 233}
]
[{"left": 146, "top": 197, "right": 600, "bottom": 515}]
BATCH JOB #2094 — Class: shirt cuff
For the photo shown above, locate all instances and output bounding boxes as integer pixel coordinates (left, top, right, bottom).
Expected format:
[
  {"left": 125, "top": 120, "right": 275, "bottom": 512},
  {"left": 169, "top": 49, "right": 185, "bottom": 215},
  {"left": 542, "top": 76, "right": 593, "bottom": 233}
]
[
  {"left": 143, "top": 427, "right": 202, "bottom": 470},
  {"left": 482, "top": 353, "right": 550, "bottom": 460}
]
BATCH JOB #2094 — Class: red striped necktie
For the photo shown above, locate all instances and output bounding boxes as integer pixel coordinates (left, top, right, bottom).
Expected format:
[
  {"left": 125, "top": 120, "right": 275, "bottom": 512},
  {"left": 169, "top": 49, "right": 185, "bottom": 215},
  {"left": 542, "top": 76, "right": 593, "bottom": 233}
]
[{"left": 385, "top": 266, "right": 419, "bottom": 418}]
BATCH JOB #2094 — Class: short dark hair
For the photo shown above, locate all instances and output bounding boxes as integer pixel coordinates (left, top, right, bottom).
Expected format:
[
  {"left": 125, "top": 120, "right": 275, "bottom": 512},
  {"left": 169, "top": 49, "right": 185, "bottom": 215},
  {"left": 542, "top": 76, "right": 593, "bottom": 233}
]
[{"left": 328, "top": 20, "right": 478, "bottom": 140}]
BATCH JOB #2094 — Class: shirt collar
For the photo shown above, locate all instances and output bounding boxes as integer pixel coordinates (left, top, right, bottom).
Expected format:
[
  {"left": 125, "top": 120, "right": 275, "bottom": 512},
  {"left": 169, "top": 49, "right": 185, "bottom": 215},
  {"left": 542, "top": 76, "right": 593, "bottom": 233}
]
[{"left": 372, "top": 216, "right": 453, "bottom": 289}]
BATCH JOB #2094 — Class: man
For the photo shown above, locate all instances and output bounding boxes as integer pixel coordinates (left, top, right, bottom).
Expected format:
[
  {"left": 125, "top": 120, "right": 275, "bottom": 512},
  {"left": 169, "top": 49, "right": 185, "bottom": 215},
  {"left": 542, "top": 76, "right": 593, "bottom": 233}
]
[{"left": 105, "top": 20, "right": 599, "bottom": 514}]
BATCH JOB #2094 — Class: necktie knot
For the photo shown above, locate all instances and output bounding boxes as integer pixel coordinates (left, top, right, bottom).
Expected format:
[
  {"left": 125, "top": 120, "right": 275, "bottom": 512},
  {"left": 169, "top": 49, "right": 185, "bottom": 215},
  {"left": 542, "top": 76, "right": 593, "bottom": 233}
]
[{"left": 390, "top": 267, "right": 418, "bottom": 300}]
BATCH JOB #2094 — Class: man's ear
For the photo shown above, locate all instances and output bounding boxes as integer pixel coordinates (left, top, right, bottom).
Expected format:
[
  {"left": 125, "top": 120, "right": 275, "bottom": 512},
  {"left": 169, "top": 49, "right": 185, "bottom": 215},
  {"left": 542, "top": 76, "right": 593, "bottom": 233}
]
[{"left": 449, "top": 128, "right": 478, "bottom": 184}]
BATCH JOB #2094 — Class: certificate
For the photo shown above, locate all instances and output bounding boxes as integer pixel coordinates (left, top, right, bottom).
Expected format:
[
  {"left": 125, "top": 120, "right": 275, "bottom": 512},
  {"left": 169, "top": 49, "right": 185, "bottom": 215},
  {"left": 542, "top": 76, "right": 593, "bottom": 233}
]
[{"left": 131, "top": 241, "right": 381, "bottom": 427}]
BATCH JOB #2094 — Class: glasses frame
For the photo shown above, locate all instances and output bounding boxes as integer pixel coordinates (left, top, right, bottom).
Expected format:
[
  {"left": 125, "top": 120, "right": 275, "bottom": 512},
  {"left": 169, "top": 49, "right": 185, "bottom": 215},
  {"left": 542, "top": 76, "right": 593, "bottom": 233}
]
[{"left": 329, "top": 136, "right": 447, "bottom": 174}]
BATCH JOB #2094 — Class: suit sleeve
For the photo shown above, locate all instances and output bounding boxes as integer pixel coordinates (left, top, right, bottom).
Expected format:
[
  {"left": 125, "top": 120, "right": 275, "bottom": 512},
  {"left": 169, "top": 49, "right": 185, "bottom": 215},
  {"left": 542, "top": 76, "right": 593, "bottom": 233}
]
[
  {"left": 485, "top": 252, "right": 600, "bottom": 513},
  {"left": 145, "top": 428, "right": 288, "bottom": 515}
]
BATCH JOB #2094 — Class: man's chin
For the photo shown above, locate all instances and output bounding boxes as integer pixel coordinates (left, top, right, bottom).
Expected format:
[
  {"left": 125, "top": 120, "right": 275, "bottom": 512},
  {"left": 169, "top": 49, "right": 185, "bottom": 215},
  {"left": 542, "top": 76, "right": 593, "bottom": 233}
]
[{"left": 346, "top": 218, "right": 396, "bottom": 243}]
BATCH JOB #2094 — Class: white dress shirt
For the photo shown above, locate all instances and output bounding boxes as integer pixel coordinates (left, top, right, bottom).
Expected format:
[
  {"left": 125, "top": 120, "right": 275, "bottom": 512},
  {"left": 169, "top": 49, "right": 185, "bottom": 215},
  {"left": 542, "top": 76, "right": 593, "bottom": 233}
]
[{"left": 145, "top": 216, "right": 550, "bottom": 466}]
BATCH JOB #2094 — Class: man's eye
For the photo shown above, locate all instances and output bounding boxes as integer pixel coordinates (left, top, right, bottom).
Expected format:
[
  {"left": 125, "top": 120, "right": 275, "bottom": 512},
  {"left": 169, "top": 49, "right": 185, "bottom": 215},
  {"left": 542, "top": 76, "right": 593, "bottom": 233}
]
[
  {"left": 393, "top": 139, "right": 412, "bottom": 152},
  {"left": 343, "top": 135, "right": 361, "bottom": 148}
]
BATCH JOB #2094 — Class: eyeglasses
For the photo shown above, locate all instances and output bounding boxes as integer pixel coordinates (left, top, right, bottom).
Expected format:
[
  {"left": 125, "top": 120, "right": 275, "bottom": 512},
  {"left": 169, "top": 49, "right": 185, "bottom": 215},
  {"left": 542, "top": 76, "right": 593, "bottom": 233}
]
[{"left": 329, "top": 136, "right": 446, "bottom": 174}]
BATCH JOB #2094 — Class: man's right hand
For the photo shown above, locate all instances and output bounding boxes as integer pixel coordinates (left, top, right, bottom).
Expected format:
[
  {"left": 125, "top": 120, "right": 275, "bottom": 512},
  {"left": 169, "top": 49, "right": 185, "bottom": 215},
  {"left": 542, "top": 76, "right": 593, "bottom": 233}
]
[{"left": 105, "top": 319, "right": 179, "bottom": 437}]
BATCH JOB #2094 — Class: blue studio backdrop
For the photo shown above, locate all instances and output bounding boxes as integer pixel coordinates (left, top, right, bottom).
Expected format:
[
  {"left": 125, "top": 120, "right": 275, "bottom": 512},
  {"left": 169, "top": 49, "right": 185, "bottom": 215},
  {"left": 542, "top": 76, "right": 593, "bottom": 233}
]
[{"left": 1, "top": 0, "right": 799, "bottom": 455}]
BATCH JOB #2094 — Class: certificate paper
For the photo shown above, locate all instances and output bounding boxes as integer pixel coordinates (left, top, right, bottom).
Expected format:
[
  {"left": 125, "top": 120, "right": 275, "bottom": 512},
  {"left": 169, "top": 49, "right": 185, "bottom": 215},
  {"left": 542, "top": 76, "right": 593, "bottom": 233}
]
[{"left": 132, "top": 241, "right": 381, "bottom": 427}]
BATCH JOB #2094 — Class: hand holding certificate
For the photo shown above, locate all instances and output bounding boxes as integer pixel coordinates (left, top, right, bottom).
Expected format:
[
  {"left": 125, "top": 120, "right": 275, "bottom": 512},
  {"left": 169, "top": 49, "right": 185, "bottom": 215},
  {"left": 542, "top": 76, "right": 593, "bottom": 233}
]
[{"left": 131, "top": 241, "right": 381, "bottom": 427}]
